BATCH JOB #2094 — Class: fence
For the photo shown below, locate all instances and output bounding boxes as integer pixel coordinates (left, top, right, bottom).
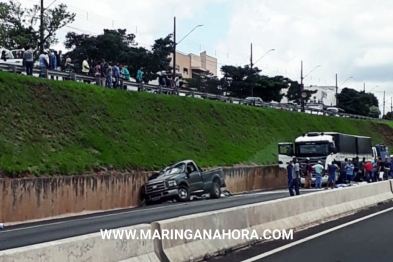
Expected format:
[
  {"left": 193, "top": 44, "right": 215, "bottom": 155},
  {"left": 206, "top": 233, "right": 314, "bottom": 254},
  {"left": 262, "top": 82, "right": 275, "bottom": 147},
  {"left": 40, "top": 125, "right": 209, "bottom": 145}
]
[{"left": 0, "top": 62, "right": 378, "bottom": 120}]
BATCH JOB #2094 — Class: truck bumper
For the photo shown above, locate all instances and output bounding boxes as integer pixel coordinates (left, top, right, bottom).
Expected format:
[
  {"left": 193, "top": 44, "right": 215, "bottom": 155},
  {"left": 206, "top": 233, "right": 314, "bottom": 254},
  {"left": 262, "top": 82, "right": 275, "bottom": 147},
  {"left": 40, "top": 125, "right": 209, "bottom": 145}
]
[{"left": 146, "top": 189, "right": 179, "bottom": 202}]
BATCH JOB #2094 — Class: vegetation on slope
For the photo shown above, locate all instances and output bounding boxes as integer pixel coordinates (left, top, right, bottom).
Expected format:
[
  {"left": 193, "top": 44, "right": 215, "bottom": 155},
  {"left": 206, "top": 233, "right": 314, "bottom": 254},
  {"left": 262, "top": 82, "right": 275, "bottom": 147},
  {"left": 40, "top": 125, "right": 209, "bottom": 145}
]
[{"left": 1, "top": 72, "right": 393, "bottom": 177}]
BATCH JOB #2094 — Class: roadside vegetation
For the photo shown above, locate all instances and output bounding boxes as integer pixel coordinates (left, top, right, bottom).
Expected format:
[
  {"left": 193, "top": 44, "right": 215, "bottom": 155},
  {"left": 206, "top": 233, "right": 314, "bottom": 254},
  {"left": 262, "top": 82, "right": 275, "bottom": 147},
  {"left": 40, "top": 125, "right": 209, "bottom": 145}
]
[{"left": 1, "top": 71, "right": 393, "bottom": 177}]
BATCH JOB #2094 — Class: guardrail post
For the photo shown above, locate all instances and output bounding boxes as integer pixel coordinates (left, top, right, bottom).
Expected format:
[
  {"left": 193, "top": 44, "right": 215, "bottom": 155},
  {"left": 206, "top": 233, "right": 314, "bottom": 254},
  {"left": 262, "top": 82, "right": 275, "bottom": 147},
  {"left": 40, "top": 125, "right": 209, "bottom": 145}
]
[
  {"left": 71, "top": 73, "right": 76, "bottom": 81},
  {"left": 191, "top": 91, "right": 195, "bottom": 98},
  {"left": 158, "top": 85, "right": 163, "bottom": 94},
  {"left": 120, "top": 79, "right": 124, "bottom": 90},
  {"left": 10, "top": 65, "right": 16, "bottom": 73},
  {"left": 230, "top": 98, "right": 233, "bottom": 104}
]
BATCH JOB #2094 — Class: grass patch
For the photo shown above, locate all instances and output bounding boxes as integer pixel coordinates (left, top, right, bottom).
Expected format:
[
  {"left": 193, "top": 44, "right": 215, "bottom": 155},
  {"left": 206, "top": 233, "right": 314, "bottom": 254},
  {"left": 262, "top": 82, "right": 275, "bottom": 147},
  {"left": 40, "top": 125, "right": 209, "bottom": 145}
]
[{"left": 1, "top": 71, "right": 393, "bottom": 177}]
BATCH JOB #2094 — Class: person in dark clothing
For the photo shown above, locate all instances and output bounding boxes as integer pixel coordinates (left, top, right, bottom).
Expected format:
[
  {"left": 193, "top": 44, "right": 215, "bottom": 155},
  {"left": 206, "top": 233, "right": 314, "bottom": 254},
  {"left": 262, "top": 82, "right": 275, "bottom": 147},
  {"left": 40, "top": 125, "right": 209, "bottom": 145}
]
[
  {"left": 377, "top": 157, "right": 383, "bottom": 181},
  {"left": 287, "top": 161, "right": 293, "bottom": 186},
  {"left": 1, "top": 50, "right": 7, "bottom": 61},
  {"left": 383, "top": 157, "right": 390, "bottom": 180},
  {"left": 339, "top": 158, "right": 348, "bottom": 184},
  {"left": 289, "top": 158, "right": 300, "bottom": 196}
]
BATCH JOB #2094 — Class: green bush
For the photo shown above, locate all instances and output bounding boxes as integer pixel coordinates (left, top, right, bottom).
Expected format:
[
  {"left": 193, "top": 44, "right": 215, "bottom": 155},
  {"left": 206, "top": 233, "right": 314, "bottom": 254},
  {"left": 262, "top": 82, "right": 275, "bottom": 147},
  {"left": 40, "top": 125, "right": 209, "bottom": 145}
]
[{"left": 1, "top": 71, "right": 393, "bottom": 176}]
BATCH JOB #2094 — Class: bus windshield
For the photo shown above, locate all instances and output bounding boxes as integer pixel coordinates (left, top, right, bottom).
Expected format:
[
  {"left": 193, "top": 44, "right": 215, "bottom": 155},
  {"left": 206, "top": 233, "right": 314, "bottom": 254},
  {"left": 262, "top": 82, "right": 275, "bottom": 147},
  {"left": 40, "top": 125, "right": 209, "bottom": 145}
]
[{"left": 295, "top": 143, "right": 329, "bottom": 157}]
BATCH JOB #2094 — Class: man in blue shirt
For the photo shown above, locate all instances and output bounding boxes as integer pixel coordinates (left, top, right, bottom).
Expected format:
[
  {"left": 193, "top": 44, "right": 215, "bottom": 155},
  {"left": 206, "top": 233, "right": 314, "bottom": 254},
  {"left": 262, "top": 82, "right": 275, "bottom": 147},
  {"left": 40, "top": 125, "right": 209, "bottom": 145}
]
[
  {"left": 327, "top": 161, "right": 339, "bottom": 189},
  {"left": 345, "top": 159, "right": 355, "bottom": 183}
]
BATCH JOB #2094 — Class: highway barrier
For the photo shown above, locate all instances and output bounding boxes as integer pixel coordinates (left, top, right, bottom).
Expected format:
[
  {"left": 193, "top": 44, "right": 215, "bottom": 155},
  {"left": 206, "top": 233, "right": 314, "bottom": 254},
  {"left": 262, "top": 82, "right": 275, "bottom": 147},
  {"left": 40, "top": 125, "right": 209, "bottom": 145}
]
[
  {"left": 0, "top": 224, "right": 159, "bottom": 262},
  {"left": 152, "top": 181, "right": 393, "bottom": 262},
  {"left": 1, "top": 182, "right": 391, "bottom": 262}
]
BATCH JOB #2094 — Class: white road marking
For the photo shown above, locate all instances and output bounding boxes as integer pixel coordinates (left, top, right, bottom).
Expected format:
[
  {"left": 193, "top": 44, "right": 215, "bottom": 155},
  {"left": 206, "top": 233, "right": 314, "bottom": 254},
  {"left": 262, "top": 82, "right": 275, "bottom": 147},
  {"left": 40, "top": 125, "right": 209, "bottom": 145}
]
[
  {"left": 1, "top": 191, "right": 282, "bottom": 233},
  {"left": 240, "top": 206, "right": 393, "bottom": 262}
]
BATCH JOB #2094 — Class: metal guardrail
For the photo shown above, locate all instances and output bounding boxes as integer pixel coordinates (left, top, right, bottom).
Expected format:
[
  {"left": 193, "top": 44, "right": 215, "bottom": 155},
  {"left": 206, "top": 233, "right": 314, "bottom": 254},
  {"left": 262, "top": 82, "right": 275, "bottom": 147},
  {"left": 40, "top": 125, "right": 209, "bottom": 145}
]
[{"left": 0, "top": 63, "right": 378, "bottom": 121}]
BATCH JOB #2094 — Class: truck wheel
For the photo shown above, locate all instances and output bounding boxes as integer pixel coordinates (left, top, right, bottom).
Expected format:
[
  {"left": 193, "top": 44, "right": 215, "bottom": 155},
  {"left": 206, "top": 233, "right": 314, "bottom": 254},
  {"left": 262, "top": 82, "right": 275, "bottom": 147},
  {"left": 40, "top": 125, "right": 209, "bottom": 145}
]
[
  {"left": 177, "top": 185, "right": 190, "bottom": 202},
  {"left": 210, "top": 182, "right": 221, "bottom": 199}
]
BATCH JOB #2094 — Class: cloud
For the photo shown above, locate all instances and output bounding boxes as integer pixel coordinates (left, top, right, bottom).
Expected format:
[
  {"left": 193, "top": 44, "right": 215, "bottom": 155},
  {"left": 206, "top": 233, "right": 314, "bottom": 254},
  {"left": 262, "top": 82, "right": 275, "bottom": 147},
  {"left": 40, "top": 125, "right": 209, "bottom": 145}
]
[
  {"left": 215, "top": 0, "right": 393, "bottom": 108},
  {"left": 15, "top": 0, "right": 393, "bottom": 110}
]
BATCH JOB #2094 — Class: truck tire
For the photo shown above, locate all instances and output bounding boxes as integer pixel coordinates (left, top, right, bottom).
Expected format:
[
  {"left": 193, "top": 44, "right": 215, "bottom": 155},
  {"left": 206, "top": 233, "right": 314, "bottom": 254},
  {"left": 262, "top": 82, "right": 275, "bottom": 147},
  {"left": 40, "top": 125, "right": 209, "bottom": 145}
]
[
  {"left": 177, "top": 185, "right": 190, "bottom": 202},
  {"left": 210, "top": 181, "right": 221, "bottom": 199}
]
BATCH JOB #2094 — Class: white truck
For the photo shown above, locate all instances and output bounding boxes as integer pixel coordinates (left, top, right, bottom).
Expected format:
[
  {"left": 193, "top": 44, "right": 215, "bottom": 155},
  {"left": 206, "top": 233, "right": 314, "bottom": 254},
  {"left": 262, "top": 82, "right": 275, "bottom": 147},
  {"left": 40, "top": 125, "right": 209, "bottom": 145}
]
[
  {"left": 278, "top": 132, "right": 385, "bottom": 186},
  {"left": 0, "top": 48, "right": 25, "bottom": 66}
]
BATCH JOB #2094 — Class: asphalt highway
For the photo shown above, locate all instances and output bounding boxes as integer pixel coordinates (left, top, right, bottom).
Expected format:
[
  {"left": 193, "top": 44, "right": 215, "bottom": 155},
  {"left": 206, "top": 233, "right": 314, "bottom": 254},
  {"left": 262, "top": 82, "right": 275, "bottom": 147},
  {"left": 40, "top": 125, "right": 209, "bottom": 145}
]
[
  {"left": 211, "top": 201, "right": 393, "bottom": 262},
  {"left": 0, "top": 189, "right": 316, "bottom": 251}
]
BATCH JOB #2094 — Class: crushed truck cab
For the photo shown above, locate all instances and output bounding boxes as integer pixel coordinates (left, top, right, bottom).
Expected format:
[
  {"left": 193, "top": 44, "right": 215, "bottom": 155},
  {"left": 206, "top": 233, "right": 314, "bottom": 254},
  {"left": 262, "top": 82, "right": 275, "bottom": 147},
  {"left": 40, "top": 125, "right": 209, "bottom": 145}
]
[{"left": 141, "top": 160, "right": 226, "bottom": 204}]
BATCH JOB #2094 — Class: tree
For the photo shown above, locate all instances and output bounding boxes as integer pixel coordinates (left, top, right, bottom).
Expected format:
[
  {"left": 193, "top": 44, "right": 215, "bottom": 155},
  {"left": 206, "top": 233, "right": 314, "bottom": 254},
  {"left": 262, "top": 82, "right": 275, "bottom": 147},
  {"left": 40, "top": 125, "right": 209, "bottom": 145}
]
[
  {"left": 64, "top": 29, "right": 138, "bottom": 71},
  {"left": 220, "top": 65, "right": 261, "bottom": 98},
  {"left": 369, "top": 106, "right": 380, "bottom": 118},
  {"left": 337, "top": 88, "right": 379, "bottom": 116},
  {"left": 255, "top": 75, "right": 288, "bottom": 102},
  {"left": 183, "top": 71, "right": 223, "bottom": 94},
  {"left": 140, "top": 34, "right": 174, "bottom": 83},
  {"left": 383, "top": 111, "right": 393, "bottom": 120},
  {"left": 63, "top": 29, "right": 173, "bottom": 82},
  {"left": 286, "top": 80, "right": 318, "bottom": 105},
  {"left": 0, "top": 0, "right": 75, "bottom": 50},
  {"left": 220, "top": 65, "right": 289, "bottom": 102}
]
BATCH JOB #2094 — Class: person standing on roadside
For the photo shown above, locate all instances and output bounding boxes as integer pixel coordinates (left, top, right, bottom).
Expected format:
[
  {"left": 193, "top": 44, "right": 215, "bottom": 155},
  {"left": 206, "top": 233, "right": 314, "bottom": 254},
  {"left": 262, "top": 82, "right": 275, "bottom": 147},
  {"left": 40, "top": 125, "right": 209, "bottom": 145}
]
[
  {"left": 312, "top": 160, "right": 324, "bottom": 189},
  {"left": 364, "top": 160, "right": 374, "bottom": 183},
  {"left": 287, "top": 161, "right": 293, "bottom": 187},
  {"left": 289, "top": 158, "right": 300, "bottom": 196},
  {"left": 326, "top": 161, "right": 339, "bottom": 189},
  {"left": 304, "top": 158, "right": 313, "bottom": 189},
  {"left": 136, "top": 66, "right": 143, "bottom": 83},
  {"left": 345, "top": 159, "right": 355, "bottom": 183},
  {"left": 100, "top": 59, "right": 106, "bottom": 87},
  {"left": 23, "top": 46, "right": 34, "bottom": 76},
  {"left": 94, "top": 62, "right": 101, "bottom": 86}
]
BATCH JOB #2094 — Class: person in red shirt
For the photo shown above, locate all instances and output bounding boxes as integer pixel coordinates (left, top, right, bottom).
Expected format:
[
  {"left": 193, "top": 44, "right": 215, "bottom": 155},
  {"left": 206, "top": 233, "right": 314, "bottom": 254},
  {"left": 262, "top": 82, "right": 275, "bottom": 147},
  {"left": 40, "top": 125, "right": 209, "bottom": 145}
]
[{"left": 364, "top": 161, "right": 374, "bottom": 183}]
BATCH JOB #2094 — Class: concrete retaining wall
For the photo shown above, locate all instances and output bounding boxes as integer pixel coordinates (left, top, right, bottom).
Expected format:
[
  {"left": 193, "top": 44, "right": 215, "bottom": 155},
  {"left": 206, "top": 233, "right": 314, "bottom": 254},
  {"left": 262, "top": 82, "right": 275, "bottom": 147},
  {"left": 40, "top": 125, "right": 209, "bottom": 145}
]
[
  {"left": 0, "top": 224, "right": 159, "bottom": 262},
  {"left": 152, "top": 181, "right": 393, "bottom": 262},
  {"left": 0, "top": 165, "right": 286, "bottom": 223}
]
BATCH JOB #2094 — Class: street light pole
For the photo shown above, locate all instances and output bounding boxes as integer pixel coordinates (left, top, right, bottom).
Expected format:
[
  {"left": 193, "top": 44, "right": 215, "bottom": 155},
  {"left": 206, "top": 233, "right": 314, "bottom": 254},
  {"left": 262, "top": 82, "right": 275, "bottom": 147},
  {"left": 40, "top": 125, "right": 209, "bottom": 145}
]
[
  {"left": 172, "top": 17, "right": 203, "bottom": 81},
  {"left": 172, "top": 17, "right": 176, "bottom": 82},
  {"left": 335, "top": 73, "right": 338, "bottom": 106},
  {"left": 40, "top": 0, "right": 44, "bottom": 53},
  {"left": 300, "top": 61, "right": 304, "bottom": 111}
]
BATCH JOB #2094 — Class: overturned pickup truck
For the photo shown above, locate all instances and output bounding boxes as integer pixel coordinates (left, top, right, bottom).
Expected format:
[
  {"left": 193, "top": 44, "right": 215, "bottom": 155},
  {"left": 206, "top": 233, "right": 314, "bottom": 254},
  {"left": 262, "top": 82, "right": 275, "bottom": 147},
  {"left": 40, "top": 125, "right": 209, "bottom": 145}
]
[{"left": 141, "top": 160, "right": 226, "bottom": 204}]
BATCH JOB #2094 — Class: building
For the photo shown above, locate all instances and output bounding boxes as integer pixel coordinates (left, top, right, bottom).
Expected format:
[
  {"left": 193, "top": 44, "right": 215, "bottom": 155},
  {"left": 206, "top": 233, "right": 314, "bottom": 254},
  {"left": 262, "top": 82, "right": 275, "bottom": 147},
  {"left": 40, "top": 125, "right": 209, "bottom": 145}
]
[{"left": 168, "top": 51, "right": 217, "bottom": 79}]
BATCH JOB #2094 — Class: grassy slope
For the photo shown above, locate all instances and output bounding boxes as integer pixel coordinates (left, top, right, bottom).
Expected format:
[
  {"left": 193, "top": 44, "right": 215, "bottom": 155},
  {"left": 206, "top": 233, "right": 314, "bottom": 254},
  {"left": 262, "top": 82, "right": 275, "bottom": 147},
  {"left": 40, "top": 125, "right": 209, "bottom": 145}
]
[{"left": 1, "top": 71, "right": 393, "bottom": 176}]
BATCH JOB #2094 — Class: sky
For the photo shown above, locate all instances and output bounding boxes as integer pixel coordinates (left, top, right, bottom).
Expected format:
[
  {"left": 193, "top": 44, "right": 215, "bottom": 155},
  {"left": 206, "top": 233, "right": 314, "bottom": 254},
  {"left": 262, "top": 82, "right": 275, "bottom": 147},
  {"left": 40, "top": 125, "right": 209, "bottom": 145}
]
[{"left": 16, "top": 0, "right": 393, "bottom": 112}]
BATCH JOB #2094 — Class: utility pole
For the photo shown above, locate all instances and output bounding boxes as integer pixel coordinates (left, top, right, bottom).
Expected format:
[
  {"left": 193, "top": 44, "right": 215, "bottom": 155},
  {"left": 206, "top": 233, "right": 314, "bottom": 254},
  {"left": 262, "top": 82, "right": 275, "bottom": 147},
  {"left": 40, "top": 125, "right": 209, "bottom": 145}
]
[
  {"left": 250, "top": 43, "right": 253, "bottom": 68},
  {"left": 391, "top": 97, "right": 392, "bottom": 113},
  {"left": 250, "top": 43, "right": 253, "bottom": 96},
  {"left": 40, "top": 0, "right": 44, "bottom": 53},
  {"left": 382, "top": 91, "right": 385, "bottom": 117},
  {"left": 363, "top": 82, "right": 365, "bottom": 92},
  {"left": 335, "top": 73, "right": 338, "bottom": 106},
  {"left": 300, "top": 60, "right": 304, "bottom": 112},
  {"left": 172, "top": 16, "right": 176, "bottom": 82}
]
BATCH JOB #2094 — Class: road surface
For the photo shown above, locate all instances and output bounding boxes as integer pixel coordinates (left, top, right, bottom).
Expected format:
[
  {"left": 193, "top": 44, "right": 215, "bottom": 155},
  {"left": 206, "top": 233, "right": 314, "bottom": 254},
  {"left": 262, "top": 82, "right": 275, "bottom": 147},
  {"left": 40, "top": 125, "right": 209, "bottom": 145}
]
[
  {"left": 211, "top": 201, "right": 393, "bottom": 262},
  {"left": 0, "top": 189, "right": 317, "bottom": 251}
]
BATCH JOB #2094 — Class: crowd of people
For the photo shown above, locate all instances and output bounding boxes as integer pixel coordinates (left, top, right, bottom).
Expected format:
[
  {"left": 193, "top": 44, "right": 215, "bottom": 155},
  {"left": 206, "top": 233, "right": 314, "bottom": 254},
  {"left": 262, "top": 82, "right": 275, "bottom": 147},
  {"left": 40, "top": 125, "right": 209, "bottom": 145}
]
[
  {"left": 287, "top": 156, "right": 393, "bottom": 196},
  {"left": 12, "top": 46, "right": 185, "bottom": 92}
]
